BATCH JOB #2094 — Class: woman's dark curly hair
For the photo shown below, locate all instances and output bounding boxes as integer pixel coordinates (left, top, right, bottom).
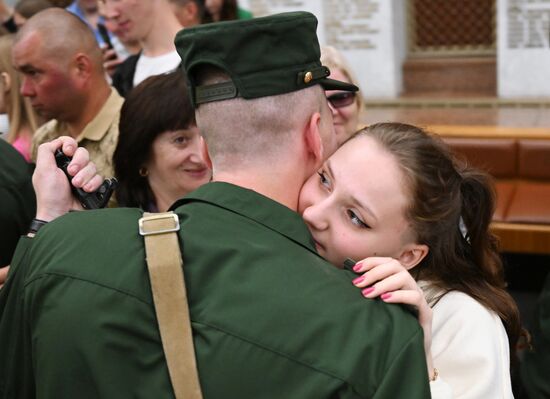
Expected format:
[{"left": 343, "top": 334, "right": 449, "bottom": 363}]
[{"left": 113, "top": 70, "right": 195, "bottom": 210}]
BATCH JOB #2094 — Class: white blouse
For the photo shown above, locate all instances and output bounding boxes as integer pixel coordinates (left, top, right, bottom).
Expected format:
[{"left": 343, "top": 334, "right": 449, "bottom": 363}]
[{"left": 421, "top": 283, "right": 514, "bottom": 398}]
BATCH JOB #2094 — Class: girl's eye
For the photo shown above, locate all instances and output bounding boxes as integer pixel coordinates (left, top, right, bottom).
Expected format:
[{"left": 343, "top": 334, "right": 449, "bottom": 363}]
[
  {"left": 318, "top": 171, "right": 330, "bottom": 188},
  {"left": 347, "top": 210, "right": 369, "bottom": 229}
]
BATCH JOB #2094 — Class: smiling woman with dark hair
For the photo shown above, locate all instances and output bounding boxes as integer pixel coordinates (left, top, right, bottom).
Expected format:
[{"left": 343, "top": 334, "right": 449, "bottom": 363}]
[{"left": 113, "top": 70, "right": 211, "bottom": 212}]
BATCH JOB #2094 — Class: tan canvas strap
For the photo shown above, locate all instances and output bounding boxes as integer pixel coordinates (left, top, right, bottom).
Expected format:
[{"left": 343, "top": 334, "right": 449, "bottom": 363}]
[{"left": 139, "top": 212, "right": 203, "bottom": 399}]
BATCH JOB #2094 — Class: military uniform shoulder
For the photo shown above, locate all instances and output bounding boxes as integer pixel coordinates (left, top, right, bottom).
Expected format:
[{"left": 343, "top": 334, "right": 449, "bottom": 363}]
[
  {"left": 30, "top": 208, "right": 142, "bottom": 253},
  {"left": 27, "top": 207, "right": 149, "bottom": 290},
  {"left": 42, "top": 207, "right": 142, "bottom": 236}
]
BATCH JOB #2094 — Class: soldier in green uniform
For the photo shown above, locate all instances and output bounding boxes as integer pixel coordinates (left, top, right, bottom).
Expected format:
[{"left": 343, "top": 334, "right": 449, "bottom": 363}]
[
  {"left": 0, "top": 12, "right": 430, "bottom": 398},
  {"left": 0, "top": 139, "right": 35, "bottom": 268}
]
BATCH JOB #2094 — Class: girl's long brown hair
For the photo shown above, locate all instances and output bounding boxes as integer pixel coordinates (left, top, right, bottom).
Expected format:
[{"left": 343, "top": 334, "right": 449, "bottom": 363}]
[{"left": 355, "top": 122, "right": 523, "bottom": 371}]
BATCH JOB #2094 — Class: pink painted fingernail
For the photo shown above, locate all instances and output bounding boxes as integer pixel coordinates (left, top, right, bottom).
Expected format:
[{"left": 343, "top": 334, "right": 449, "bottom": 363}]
[
  {"left": 353, "top": 262, "right": 362, "bottom": 272},
  {"left": 381, "top": 293, "right": 392, "bottom": 300},
  {"left": 362, "top": 286, "right": 374, "bottom": 296},
  {"left": 352, "top": 276, "right": 364, "bottom": 285}
]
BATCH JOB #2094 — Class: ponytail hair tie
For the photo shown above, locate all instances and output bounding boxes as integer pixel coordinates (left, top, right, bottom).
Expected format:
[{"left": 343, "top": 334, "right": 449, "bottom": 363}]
[{"left": 459, "top": 216, "right": 471, "bottom": 244}]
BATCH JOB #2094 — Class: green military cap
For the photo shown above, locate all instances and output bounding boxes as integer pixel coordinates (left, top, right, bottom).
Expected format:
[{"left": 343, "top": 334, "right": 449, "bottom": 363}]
[{"left": 175, "top": 11, "right": 359, "bottom": 107}]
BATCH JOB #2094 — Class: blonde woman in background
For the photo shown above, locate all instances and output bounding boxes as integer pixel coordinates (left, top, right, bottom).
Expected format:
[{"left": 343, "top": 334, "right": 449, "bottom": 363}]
[
  {"left": 0, "top": 34, "right": 40, "bottom": 162},
  {"left": 321, "top": 45, "right": 363, "bottom": 145}
]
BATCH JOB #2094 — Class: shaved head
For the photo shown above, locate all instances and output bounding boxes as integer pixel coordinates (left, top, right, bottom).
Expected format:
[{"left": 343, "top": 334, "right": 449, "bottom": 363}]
[
  {"left": 195, "top": 67, "right": 331, "bottom": 170},
  {"left": 15, "top": 8, "right": 103, "bottom": 70},
  {"left": 12, "top": 8, "right": 111, "bottom": 124}
]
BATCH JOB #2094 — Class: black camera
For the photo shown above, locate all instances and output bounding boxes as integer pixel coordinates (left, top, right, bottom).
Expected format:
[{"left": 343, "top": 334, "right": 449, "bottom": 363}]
[{"left": 54, "top": 148, "right": 117, "bottom": 210}]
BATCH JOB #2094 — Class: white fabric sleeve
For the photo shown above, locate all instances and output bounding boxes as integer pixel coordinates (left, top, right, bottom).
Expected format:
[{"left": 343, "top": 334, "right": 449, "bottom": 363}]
[{"left": 430, "top": 291, "right": 513, "bottom": 399}]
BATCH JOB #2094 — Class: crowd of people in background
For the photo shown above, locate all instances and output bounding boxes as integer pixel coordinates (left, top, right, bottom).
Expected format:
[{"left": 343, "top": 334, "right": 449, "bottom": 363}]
[
  {"left": 0, "top": 0, "right": 253, "bottom": 255},
  {"left": 0, "top": 3, "right": 549, "bottom": 399}
]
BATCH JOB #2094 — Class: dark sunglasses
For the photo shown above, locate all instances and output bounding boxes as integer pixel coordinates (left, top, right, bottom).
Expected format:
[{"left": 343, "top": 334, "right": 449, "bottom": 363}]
[{"left": 327, "top": 92, "right": 356, "bottom": 109}]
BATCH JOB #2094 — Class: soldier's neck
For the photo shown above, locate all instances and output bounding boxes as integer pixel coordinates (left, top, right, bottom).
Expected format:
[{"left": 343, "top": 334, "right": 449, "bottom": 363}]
[{"left": 213, "top": 169, "right": 304, "bottom": 212}]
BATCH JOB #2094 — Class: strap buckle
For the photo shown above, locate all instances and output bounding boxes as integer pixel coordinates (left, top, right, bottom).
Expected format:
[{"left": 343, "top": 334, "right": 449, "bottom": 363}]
[{"left": 139, "top": 212, "right": 180, "bottom": 236}]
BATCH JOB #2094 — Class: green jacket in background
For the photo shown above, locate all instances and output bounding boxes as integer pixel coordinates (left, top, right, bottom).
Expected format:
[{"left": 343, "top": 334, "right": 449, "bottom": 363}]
[
  {"left": 237, "top": 7, "right": 253, "bottom": 20},
  {"left": 0, "top": 140, "right": 35, "bottom": 267},
  {"left": 0, "top": 182, "right": 430, "bottom": 398},
  {"left": 521, "top": 273, "right": 550, "bottom": 398}
]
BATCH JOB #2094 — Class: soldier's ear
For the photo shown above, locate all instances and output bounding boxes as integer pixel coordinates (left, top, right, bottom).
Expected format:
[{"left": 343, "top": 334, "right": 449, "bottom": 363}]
[
  {"left": 200, "top": 136, "right": 212, "bottom": 170},
  {"left": 303, "top": 111, "right": 324, "bottom": 166}
]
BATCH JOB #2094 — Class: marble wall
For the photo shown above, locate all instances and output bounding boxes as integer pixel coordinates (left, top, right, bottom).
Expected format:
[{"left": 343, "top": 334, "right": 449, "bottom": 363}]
[{"left": 498, "top": 0, "right": 550, "bottom": 97}]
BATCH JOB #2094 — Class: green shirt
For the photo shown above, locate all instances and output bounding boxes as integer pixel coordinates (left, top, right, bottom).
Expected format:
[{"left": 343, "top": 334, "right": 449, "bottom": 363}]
[
  {"left": 0, "top": 182, "right": 430, "bottom": 398},
  {"left": 0, "top": 140, "right": 35, "bottom": 267}
]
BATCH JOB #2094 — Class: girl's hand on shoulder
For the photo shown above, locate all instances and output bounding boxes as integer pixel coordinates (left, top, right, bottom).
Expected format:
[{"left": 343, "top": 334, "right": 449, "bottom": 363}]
[
  {"left": 351, "top": 257, "right": 434, "bottom": 375},
  {"left": 351, "top": 257, "right": 421, "bottom": 301}
]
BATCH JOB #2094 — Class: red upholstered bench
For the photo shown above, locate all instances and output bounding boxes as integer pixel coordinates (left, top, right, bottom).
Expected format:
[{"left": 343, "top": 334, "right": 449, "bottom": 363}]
[{"left": 428, "top": 126, "right": 550, "bottom": 255}]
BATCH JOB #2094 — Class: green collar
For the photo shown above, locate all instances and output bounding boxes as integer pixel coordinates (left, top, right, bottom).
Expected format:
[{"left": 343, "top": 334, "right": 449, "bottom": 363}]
[{"left": 171, "top": 182, "right": 320, "bottom": 256}]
